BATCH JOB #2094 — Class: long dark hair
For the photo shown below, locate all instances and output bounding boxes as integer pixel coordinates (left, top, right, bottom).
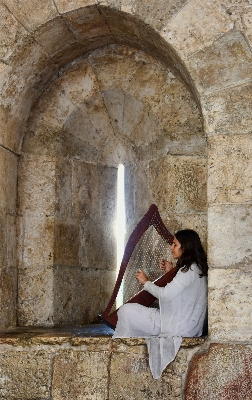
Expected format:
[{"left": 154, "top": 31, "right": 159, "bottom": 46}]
[{"left": 175, "top": 229, "right": 208, "bottom": 277}]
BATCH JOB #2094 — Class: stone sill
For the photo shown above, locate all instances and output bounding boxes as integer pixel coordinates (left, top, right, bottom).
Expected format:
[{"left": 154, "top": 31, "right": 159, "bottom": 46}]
[{"left": 0, "top": 324, "right": 206, "bottom": 348}]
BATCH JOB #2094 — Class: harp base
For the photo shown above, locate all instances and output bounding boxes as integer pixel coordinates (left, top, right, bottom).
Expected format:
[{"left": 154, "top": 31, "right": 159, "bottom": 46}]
[{"left": 98, "top": 314, "right": 116, "bottom": 330}]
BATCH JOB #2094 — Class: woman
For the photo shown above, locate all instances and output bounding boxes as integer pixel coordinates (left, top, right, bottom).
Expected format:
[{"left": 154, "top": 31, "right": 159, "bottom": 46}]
[{"left": 113, "top": 229, "right": 208, "bottom": 379}]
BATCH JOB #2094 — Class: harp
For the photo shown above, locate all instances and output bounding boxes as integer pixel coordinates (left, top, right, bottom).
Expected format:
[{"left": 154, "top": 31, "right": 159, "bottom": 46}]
[{"left": 99, "top": 204, "right": 178, "bottom": 329}]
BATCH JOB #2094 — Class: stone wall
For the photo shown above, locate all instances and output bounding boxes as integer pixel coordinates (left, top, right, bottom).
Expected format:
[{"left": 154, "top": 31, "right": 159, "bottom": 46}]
[
  {"left": 0, "top": 0, "right": 251, "bottom": 398},
  {"left": 0, "top": 328, "right": 205, "bottom": 400}
]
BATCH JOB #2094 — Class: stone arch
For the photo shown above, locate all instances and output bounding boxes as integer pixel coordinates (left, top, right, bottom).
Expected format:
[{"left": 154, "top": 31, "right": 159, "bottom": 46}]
[{"left": 0, "top": 3, "right": 202, "bottom": 154}]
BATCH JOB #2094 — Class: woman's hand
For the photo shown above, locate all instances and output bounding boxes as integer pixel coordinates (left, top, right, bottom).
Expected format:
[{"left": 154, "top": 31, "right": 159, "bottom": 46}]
[
  {"left": 159, "top": 259, "right": 173, "bottom": 273},
  {"left": 135, "top": 269, "right": 148, "bottom": 285}
]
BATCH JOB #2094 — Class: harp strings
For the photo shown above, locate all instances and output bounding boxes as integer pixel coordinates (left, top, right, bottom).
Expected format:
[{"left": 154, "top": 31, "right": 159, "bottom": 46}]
[{"left": 119, "top": 225, "right": 173, "bottom": 304}]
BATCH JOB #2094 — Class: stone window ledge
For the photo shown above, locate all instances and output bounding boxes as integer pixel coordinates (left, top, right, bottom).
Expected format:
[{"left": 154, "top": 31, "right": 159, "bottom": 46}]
[{"left": 0, "top": 324, "right": 206, "bottom": 347}]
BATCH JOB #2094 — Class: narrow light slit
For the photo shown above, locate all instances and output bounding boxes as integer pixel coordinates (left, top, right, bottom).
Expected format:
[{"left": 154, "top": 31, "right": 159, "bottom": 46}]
[{"left": 116, "top": 164, "right": 125, "bottom": 308}]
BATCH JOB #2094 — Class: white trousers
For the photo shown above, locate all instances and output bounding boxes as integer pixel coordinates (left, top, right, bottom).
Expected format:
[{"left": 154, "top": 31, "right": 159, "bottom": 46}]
[{"left": 113, "top": 303, "right": 161, "bottom": 338}]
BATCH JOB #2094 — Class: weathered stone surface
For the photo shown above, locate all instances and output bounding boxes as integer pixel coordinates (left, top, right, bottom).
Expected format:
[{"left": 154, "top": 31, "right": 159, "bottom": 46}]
[
  {"left": 163, "top": 212, "right": 208, "bottom": 250},
  {"left": 208, "top": 204, "right": 252, "bottom": 268},
  {"left": 109, "top": 352, "right": 171, "bottom": 399},
  {"left": 52, "top": 349, "right": 109, "bottom": 399},
  {"left": 0, "top": 103, "right": 23, "bottom": 153},
  {"left": 208, "top": 268, "right": 252, "bottom": 341},
  {"left": 54, "top": 220, "right": 80, "bottom": 266},
  {"left": 63, "top": 92, "right": 122, "bottom": 165},
  {"left": 131, "top": 0, "right": 188, "bottom": 32},
  {"left": 55, "top": 0, "right": 97, "bottom": 14},
  {"left": 162, "top": 0, "right": 233, "bottom": 59},
  {"left": 1, "top": 0, "right": 58, "bottom": 32},
  {"left": 0, "top": 267, "right": 17, "bottom": 328},
  {"left": 149, "top": 155, "right": 207, "bottom": 213},
  {"left": 53, "top": 267, "right": 116, "bottom": 325},
  {"left": 91, "top": 46, "right": 204, "bottom": 157},
  {"left": 208, "top": 134, "right": 252, "bottom": 204},
  {"left": 63, "top": 6, "right": 111, "bottom": 40},
  {"left": 17, "top": 216, "right": 55, "bottom": 267},
  {"left": 202, "top": 82, "right": 252, "bottom": 136},
  {"left": 18, "top": 265, "right": 54, "bottom": 326},
  {"left": 0, "top": 349, "right": 51, "bottom": 399},
  {"left": 54, "top": 158, "right": 72, "bottom": 217},
  {"left": 0, "top": 146, "right": 18, "bottom": 213},
  {"left": 243, "top": 6, "right": 252, "bottom": 47},
  {"left": 33, "top": 17, "right": 76, "bottom": 57},
  {"left": 185, "top": 344, "right": 252, "bottom": 400},
  {"left": 187, "top": 31, "right": 252, "bottom": 94},
  {"left": 109, "top": 342, "right": 200, "bottom": 400},
  {"left": 0, "top": 213, "right": 16, "bottom": 269},
  {"left": 0, "top": 2, "right": 29, "bottom": 62},
  {"left": 73, "top": 161, "right": 117, "bottom": 268},
  {"left": 0, "top": 330, "right": 206, "bottom": 399},
  {"left": 90, "top": 45, "right": 140, "bottom": 93},
  {"left": 18, "top": 154, "right": 56, "bottom": 216},
  {"left": 1, "top": 38, "right": 54, "bottom": 153},
  {"left": 32, "top": 60, "right": 99, "bottom": 129}
]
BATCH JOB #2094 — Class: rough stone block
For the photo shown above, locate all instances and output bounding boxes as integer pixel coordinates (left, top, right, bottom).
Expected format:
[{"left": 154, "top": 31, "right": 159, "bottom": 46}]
[
  {"left": 52, "top": 349, "right": 109, "bottom": 399},
  {"left": 0, "top": 213, "right": 16, "bottom": 269},
  {"left": 1, "top": 0, "right": 58, "bottom": 32},
  {"left": 31, "top": 60, "right": 99, "bottom": 129},
  {"left": 55, "top": 158, "right": 72, "bottom": 218},
  {"left": 17, "top": 215, "right": 55, "bottom": 267},
  {"left": 185, "top": 344, "right": 252, "bottom": 399},
  {"left": 208, "top": 204, "right": 252, "bottom": 268},
  {"left": 0, "top": 267, "right": 17, "bottom": 328},
  {"left": 208, "top": 134, "right": 252, "bottom": 204},
  {"left": 149, "top": 155, "right": 207, "bottom": 213},
  {"left": 132, "top": 0, "right": 188, "bottom": 32},
  {"left": 243, "top": 7, "right": 252, "bottom": 48},
  {"left": 63, "top": 6, "right": 110, "bottom": 40},
  {"left": 0, "top": 146, "right": 18, "bottom": 213},
  {"left": 23, "top": 115, "right": 105, "bottom": 164},
  {"left": 18, "top": 154, "right": 56, "bottom": 216},
  {"left": 162, "top": 0, "right": 233, "bottom": 59},
  {"left": 0, "top": 349, "right": 51, "bottom": 399},
  {"left": 202, "top": 82, "right": 252, "bottom": 136},
  {"left": 18, "top": 265, "right": 54, "bottom": 326},
  {"left": 33, "top": 16, "right": 76, "bottom": 57},
  {"left": 90, "top": 45, "right": 140, "bottom": 93},
  {"left": 64, "top": 91, "right": 115, "bottom": 155},
  {"left": 55, "top": 0, "right": 97, "bottom": 13},
  {"left": 163, "top": 212, "right": 208, "bottom": 250},
  {"left": 109, "top": 347, "right": 189, "bottom": 399},
  {"left": 0, "top": 102, "right": 24, "bottom": 153},
  {"left": 1, "top": 38, "right": 54, "bottom": 153},
  {"left": 54, "top": 220, "right": 80, "bottom": 266},
  {"left": 187, "top": 31, "right": 252, "bottom": 94},
  {"left": 208, "top": 268, "right": 252, "bottom": 341},
  {"left": 0, "top": 2, "right": 29, "bottom": 62},
  {"left": 53, "top": 267, "right": 117, "bottom": 325}
]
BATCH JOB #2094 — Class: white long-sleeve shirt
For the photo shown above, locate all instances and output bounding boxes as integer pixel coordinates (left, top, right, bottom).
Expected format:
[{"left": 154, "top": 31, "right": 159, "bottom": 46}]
[{"left": 144, "top": 263, "right": 207, "bottom": 337}]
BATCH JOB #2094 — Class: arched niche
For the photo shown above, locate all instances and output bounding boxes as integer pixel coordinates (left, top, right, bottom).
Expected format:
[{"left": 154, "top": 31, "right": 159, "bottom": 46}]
[
  {"left": 0, "top": 5, "right": 206, "bottom": 327},
  {"left": 17, "top": 44, "right": 206, "bottom": 326}
]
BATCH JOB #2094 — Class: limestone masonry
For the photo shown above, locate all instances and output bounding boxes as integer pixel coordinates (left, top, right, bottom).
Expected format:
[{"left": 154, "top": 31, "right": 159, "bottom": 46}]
[{"left": 0, "top": 0, "right": 251, "bottom": 398}]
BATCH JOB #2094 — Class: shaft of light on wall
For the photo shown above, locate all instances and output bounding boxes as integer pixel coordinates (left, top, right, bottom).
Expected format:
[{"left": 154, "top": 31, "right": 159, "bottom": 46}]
[{"left": 116, "top": 164, "right": 126, "bottom": 308}]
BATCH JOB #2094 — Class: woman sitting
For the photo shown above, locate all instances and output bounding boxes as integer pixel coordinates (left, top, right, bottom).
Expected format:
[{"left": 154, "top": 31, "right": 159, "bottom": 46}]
[{"left": 113, "top": 229, "right": 208, "bottom": 379}]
